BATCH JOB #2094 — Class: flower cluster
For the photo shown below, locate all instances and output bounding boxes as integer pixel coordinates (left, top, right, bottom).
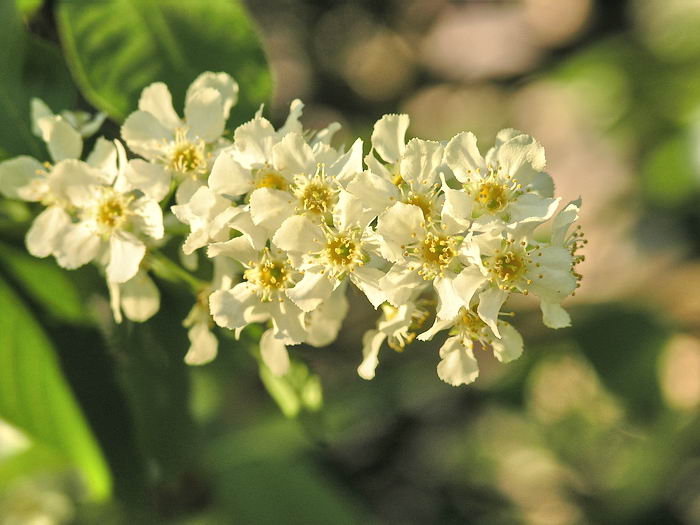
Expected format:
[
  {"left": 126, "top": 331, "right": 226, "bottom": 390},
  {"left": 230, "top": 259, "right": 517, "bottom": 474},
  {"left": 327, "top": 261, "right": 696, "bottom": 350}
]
[{"left": 0, "top": 72, "right": 584, "bottom": 386}]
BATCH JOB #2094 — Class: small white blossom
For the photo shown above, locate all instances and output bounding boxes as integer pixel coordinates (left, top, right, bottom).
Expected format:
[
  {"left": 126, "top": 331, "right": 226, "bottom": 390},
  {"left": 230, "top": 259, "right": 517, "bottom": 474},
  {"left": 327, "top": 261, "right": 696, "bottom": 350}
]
[
  {"left": 419, "top": 307, "right": 524, "bottom": 386},
  {"left": 121, "top": 72, "right": 238, "bottom": 202}
]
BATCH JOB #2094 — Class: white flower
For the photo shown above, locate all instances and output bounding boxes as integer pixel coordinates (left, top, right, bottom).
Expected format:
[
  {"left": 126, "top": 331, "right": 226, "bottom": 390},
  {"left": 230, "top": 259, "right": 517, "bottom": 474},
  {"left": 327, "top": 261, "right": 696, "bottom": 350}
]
[
  {"left": 272, "top": 191, "right": 386, "bottom": 311},
  {"left": 121, "top": 72, "right": 238, "bottom": 203},
  {"left": 31, "top": 97, "right": 106, "bottom": 139},
  {"left": 348, "top": 114, "right": 445, "bottom": 220},
  {"left": 0, "top": 137, "right": 133, "bottom": 262},
  {"left": 443, "top": 128, "right": 559, "bottom": 230},
  {"left": 183, "top": 257, "right": 239, "bottom": 365},
  {"left": 358, "top": 301, "right": 431, "bottom": 380},
  {"left": 375, "top": 201, "right": 485, "bottom": 321},
  {"left": 108, "top": 269, "right": 160, "bottom": 324},
  {"left": 462, "top": 226, "right": 578, "bottom": 336},
  {"left": 51, "top": 147, "right": 164, "bottom": 283},
  {"left": 304, "top": 284, "right": 349, "bottom": 348},
  {"left": 208, "top": 237, "right": 306, "bottom": 373},
  {"left": 539, "top": 198, "right": 585, "bottom": 328},
  {"left": 171, "top": 185, "right": 241, "bottom": 255},
  {"left": 419, "top": 307, "right": 524, "bottom": 386},
  {"left": 210, "top": 129, "right": 361, "bottom": 232}
]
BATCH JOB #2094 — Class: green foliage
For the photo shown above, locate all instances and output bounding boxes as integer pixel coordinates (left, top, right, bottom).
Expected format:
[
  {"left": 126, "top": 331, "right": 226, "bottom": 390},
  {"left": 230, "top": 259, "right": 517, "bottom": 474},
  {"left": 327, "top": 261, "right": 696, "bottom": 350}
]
[
  {"left": 0, "top": 1, "right": 76, "bottom": 159},
  {"left": 56, "top": 0, "right": 272, "bottom": 123},
  {"left": 0, "top": 274, "right": 111, "bottom": 500},
  {"left": 0, "top": 242, "right": 86, "bottom": 323},
  {"left": 259, "top": 360, "right": 324, "bottom": 418},
  {"left": 642, "top": 135, "right": 698, "bottom": 207}
]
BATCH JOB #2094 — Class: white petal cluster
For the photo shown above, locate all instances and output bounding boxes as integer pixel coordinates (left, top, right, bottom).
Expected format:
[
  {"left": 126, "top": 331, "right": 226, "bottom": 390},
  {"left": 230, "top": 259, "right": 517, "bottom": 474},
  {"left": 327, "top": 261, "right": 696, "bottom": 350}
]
[{"left": 0, "top": 73, "right": 585, "bottom": 386}]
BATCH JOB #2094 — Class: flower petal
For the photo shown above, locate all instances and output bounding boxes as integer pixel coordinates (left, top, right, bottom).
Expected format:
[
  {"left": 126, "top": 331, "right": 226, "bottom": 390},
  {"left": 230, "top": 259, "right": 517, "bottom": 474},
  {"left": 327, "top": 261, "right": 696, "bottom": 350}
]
[
  {"left": 107, "top": 231, "right": 146, "bottom": 283},
  {"left": 305, "top": 285, "right": 349, "bottom": 347},
  {"left": 185, "top": 322, "right": 219, "bottom": 365},
  {"left": 209, "top": 283, "right": 257, "bottom": 330},
  {"left": 358, "top": 330, "right": 385, "bottom": 380},
  {"left": 379, "top": 264, "right": 423, "bottom": 307},
  {"left": 526, "top": 246, "right": 576, "bottom": 303},
  {"left": 287, "top": 272, "right": 334, "bottom": 312},
  {"left": 0, "top": 156, "right": 44, "bottom": 200},
  {"left": 376, "top": 202, "right": 424, "bottom": 261},
  {"left": 492, "top": 322, "right": 524, "bottom": 363},
  {"left": 497, "top": 133, "right": 546, "bottom": 174},
  {"left": 328, "top": 138, "right": 363, "bottom": 185},
  {"left": 232, "top": 116, "right": 277, "bottom": 167},
  {"left": 477, "top": 287, "right": 509, "bottom": 338},
  {"left": 54, "top": 222, "right": 101, "bottom": 270},
  {"left": 30, "top": 98, "right": 53, "bottom": 136},
  {"left": 350, "top": 266, "right": 387, "bottom": 308},
  {"left": 399, "top": 138, "right": 444, "bottom": 191},
  {"left": 119, "top": 270, "right": 160, "bottom": 322},
  {"left": 277, "top": 99, "right": 304, "bottom": 137},
  {"left": 184, "top": 87, "right": 225, "bottom": 142},
  {"left": 187, "top": 72, "right": 239, "bottom": 119},
  {"left": 130, "top": 197, "right": 164, "bottom": 240},
  {"left": 25, "top": 206, "right": 71, "bottom": 258},
  {"left": 272, "top": 214, "right": 324, "bottom": 254},
  {"left": 138, "top": 82, "right": 182, "bottom": 130},
  {"left": 124, "top": 159, "right": 171, "bottom": 202},
  {"left": 249, "top": 187, "right": 295, "bottom": 232},
  {"left": 371, "top": 114, "right": 409, "bottom": 164},
  {"left": 551, "top": 198, "right": 581, "bottom": 246},
  {"left": 434, "top": 275, "right": 466, "bottom": 320},
  {"left": 260, "top": 328, "right": 290, "bottom": 376},
  {"left": 208, "top": 150, "right": 253, "bottom": 197},
  {"left": 37, "top": 116, "right": 82, "bottom": 162},
  {"left": 444, "top": 131, "right": 484, "bottom": 183},
  {"left": 541, "top": 301, "right": 571, "bottom": 329},
  {"left": 437, "top": 336, "right": 479, "bottom": 386},
  {"left": 271, "top": 132, "right": 316, "bottom": 174},
  {"left": 121, "top": 110, "right": 173, "bottom": 159},
  {"left": 346, "top": 170, "right": 400, "bottom": 217},
  {"left": 85, "top": 138, "right": 118, "bottom": 181},
  {"left": 452, "top": 265, "right": 487, "bottom": 307}
]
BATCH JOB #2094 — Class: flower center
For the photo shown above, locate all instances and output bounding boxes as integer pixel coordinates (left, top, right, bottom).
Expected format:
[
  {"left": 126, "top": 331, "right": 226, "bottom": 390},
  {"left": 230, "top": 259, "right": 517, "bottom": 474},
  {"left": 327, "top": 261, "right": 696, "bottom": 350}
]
[
  {"left": 96, "top": 193, "right": 129, "bottom": 233},
  {"left": 170, "top": 142, "right": 206, "bottom": 175},
  {"left": 244, "top": 252, "right": 290, "bottom": 301},
  {"left": 484, "top": 244, "right": 532, "bottom": 291},
  {"left": 301, "top": 183, "right": 332, "bottom": 214},
  {"left": 453, "top": 308, "right": 493, "bottom": 346},
  {"left": 477, "top": 182, "right": 508, "bottom": 212},
  {"left": 254, "top": 168, "right": 288, "bottom": 191},
  {"left": 326, "top": 233, "right": 358, "bottom": 268},
  {"left": 404, "top": 193, "right": 432, "bottom": 220},
  {"left": 419, "top": 233, "right": 455, "bottom": 278}
]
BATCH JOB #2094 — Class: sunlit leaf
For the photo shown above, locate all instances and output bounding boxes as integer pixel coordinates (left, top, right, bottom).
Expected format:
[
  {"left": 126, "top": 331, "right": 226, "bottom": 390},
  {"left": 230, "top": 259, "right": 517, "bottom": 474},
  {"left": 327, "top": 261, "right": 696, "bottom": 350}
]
[
  {"left": 0, "top": 275, "right": 111, "bottom": 499},
  {"left": 260, "top": 359, "right": 323, "bottom": 418},
  {"left": 56, "top": 0, "right": 271, "bottom": 122},
  {"left": 0, "top": 242, "right": 86, "bottom": 323}
]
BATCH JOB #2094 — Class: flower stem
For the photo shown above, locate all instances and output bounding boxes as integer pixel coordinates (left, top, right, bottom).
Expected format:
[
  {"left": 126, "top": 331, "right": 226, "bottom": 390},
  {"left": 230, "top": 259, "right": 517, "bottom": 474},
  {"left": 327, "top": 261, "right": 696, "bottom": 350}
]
[{"left": 148, "top": 251, "right": 206, "bottom": 292}]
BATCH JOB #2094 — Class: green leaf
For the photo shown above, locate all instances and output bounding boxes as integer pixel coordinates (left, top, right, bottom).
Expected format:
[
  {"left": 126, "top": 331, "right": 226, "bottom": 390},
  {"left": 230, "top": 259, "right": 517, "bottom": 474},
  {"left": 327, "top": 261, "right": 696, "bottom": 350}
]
[
  {"left": 56, "top": 0, "right": 272, "bottom": 122},
  {"left": 0, "top": 275, "right": 111, "bottom": 499},
  {"left": 17, "top": 0, "right": 43, "bottom": 18},
  {"left": 108, "top": 285, "right": 197, "bottom": 483},
  {"left": 0, "top": 0, "right": 39, "bottom": 158},
  {"left": 0, "top": 242, "right": 86, "bottom": 323},
  {"left": 0, "top": 1, "right": 77, "bottom": 158},
  {"left": 259, "top": 359, "right": 323, "bottom": 418}
]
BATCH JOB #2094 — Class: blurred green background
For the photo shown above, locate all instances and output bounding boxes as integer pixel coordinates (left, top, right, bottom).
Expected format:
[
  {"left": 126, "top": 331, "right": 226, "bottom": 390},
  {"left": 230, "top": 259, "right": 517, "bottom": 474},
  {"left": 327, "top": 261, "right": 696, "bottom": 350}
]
[{"left": 2, "top": 0, "right": 700, "bottom": 523}]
